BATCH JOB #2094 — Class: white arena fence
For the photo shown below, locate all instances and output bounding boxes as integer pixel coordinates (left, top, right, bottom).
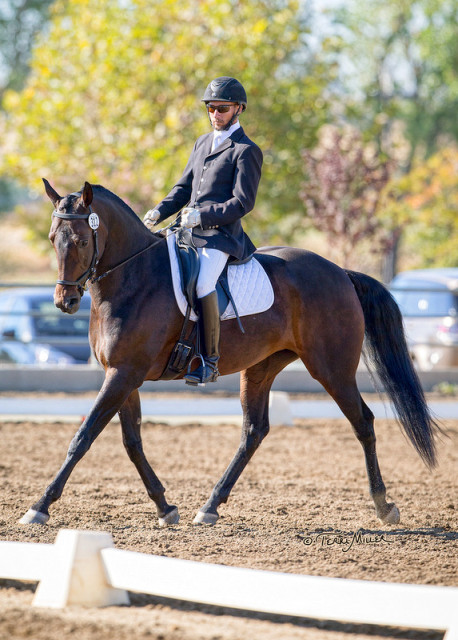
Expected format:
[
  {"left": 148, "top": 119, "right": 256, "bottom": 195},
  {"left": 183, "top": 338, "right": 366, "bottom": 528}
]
[{"left": 0, "top": 529, "right": 457, "bottom": 638}]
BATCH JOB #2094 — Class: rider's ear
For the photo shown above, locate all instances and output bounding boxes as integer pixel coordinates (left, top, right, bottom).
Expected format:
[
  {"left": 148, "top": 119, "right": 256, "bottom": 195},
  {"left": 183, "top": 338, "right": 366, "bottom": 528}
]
[
  {"left": 43, "top": 178, "right": 61, "bottom": 207},
  {"left": 81, "top": 181, "right": 93, "bottom": 208}
]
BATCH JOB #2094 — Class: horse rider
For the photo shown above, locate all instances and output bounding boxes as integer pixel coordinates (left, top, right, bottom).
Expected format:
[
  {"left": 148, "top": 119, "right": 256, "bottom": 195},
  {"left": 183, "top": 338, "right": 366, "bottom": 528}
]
[{"left": 144, "top": 76, "right": 263, "bottom": 385}]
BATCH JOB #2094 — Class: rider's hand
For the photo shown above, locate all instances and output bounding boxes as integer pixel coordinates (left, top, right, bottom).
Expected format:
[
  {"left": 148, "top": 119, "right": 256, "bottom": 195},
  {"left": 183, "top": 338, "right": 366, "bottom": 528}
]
[
  {"left": 143, "top": 209, "right": 160, "bottom": 229},
  {"left": 181, "top": 207, "right": 201, "bottom": 229}
]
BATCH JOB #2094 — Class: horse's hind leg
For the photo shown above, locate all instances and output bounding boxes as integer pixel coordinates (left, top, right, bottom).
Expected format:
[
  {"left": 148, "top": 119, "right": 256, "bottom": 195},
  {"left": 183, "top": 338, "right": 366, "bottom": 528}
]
[
  {"left": 194, "top": 351, "right": 295, "bottom": 525},
  {"left": 119, "top": 389, "right": 179, "bottom": 527},
  {"left": 321, "top": 378, "right": 400, "bottom": 524}
]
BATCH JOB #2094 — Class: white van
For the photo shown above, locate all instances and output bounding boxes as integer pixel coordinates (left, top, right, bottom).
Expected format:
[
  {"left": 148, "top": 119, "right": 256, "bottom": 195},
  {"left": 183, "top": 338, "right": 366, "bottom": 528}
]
[{"left": 389, "top": 268, "right": 458, "bottom": 370}]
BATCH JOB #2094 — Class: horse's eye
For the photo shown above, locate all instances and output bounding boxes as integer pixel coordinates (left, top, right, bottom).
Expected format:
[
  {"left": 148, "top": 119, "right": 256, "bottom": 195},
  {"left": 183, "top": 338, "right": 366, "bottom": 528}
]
[{"left": 80, "top": 239, "right": 89, "bottom": 248}]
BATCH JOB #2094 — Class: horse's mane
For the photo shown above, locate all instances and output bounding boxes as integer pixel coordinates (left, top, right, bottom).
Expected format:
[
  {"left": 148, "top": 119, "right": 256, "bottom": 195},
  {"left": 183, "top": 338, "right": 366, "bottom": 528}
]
[{"left": 90, "top": 184, "right": 141, "bottom": 222}]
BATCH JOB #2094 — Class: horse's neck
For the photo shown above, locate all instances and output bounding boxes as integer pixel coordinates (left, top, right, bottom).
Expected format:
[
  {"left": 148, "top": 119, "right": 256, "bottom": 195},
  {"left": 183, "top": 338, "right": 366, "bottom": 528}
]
[{"left": 96, "top": 196, "right": 155, "bottom": 266}]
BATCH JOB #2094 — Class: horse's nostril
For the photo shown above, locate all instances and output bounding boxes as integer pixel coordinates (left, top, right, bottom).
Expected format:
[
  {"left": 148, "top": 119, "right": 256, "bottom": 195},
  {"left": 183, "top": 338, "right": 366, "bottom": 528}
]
[{"left": 66, "top": 296, "right": 80, "bottom": 312}]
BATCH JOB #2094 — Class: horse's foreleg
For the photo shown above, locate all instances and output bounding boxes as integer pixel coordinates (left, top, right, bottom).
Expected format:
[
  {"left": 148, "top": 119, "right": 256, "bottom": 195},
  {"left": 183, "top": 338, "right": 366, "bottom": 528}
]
[
  {"left": 20, "top": 368, "right": 138, "bottom": 525},
  {"left": 119, "top": 390, "right": 179, "bottom": 527},
  {"left": 194, "top": 353, "right": 292, "bottom": 525}
]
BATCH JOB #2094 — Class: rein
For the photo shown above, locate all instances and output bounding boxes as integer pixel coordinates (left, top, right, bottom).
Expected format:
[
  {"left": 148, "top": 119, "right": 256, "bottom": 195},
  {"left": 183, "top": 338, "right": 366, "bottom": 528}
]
[
  {"left": 91, "top": 219, "right": 183, "bottom": 285},
  {"left": 53, "top": 205, "right": 181, "bottom": 295}
]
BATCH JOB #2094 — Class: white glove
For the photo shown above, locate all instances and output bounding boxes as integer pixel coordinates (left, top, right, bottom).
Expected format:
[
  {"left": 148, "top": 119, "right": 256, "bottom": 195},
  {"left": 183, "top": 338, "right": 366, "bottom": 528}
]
[
  {"left": 180, "top": 207, "right": 201, "bottom": 228},
  {"left": 143, "top": 209, "right": 160, "bottom": 229}
]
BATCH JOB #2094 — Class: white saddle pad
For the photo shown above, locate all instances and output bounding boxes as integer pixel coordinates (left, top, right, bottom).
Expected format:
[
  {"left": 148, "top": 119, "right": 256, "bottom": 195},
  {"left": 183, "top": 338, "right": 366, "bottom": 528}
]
[{"left": 167, "top": 233, "right": 274, "bottom": 322}]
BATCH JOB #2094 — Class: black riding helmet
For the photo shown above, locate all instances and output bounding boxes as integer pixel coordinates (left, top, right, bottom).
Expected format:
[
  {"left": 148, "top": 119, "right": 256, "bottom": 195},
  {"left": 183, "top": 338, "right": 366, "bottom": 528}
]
[
  {"left": 201, "top": 76, "right": 247, "bottom": 110},
  {"left": 202, "top": 77, "right": 247, "bottom": 131}
]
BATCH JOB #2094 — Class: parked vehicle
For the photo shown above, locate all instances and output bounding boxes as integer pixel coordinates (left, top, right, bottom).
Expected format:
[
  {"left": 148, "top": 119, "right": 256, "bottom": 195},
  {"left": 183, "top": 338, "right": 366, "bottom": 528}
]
[
  {"left": 0, "top": 287, "right": 91, "bottom": 365},
  {"left": 389, "top": 268, "right": 458, "bottom": 370},
  {"left": 0, "top": 340, "right": 77, "bottom": 365}
]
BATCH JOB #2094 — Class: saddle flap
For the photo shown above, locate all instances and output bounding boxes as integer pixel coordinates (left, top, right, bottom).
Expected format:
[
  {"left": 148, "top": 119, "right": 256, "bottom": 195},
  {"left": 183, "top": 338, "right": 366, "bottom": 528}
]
[{"left": 174, "top": 228, "right": 199, "bottom": 310}]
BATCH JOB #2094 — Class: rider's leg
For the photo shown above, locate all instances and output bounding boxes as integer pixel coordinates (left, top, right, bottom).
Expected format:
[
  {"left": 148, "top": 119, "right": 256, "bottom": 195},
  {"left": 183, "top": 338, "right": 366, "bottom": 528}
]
[{"left": 185, "top": 248, "right": 228, "bottom": 385}]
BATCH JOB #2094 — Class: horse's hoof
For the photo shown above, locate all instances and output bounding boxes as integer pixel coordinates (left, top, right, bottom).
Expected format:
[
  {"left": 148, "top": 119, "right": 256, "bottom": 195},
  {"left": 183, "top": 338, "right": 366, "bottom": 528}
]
[
  {"left": 378, "top": 503, "right": 400, "bottom": 525},
  {"left": 193, "top": 510, "right": 219, "bottom": 526},
  {"left": 19, "top": 509, "right": 49, "bottom": 525},
  {"left": 158, "top": 507, "right": 180, "bottom": 527}
]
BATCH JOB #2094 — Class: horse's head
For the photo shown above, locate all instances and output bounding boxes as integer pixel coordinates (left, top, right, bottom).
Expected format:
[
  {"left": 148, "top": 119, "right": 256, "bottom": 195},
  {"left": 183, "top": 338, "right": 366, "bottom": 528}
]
[{"left": 45, "top": 179, "right": 103, "bottom": 314}]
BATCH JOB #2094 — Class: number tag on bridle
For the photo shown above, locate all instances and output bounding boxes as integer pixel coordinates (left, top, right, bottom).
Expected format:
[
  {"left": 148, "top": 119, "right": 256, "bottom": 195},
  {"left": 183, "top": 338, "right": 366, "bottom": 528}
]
[{"left": 88, "top": 212, "right": 100, "bottom": 230}]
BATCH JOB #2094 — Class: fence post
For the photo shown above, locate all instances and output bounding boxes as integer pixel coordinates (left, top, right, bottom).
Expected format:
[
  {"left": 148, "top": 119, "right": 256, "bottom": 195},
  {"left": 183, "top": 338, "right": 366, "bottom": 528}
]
[
  {"left": 33, "top": 529, "right": 129, "bottom": 608},
  {"left": 269, "top": 391, "right": 293, "bottom": 426}
]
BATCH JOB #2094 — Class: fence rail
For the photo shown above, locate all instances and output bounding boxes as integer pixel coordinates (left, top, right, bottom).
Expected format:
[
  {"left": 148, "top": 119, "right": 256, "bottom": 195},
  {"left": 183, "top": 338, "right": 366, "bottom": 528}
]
[{"left": 0, "top": 530, "right": 457, "bottom": 637}]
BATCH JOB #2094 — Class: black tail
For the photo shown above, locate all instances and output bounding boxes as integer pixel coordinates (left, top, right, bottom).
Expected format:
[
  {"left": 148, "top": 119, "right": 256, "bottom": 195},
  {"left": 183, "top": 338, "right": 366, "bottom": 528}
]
[{"left": 346, "top": 270, "right": 439, "bottom": 468}]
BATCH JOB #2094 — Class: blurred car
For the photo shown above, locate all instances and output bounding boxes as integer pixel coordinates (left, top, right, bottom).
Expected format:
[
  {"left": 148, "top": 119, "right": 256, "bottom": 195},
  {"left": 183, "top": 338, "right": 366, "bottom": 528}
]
[
  {"left": 0, "top": 287, "right": 91, "bottom": 365},
  {"left": 389, "top": 268, "right": 458, "bottom": 370},
  {"left": 0, "top": 340, "right": 77, "bottom": 365}
]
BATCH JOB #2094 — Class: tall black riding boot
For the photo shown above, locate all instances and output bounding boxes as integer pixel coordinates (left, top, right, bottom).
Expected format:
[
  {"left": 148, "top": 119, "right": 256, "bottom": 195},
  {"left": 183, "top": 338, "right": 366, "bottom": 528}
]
[{"left": 185, "top": 290, "right": 220, "bottom": 385}]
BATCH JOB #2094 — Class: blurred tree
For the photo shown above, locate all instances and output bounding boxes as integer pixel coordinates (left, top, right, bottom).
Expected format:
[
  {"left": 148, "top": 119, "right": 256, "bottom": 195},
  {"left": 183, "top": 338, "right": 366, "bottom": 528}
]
[
  {"left": 0, "top": 0, "right": 53, "bottom": 212},
  {"left": 0, "top": 0, "right": 333, "bottom": 248},
  {"left": 0, "top": 0, "right": 53, "bottom": 98},
  {"left": 300, "top": 125, "right": 394, "bottom": 269},
  {"left": 382, "top": 146, "right": 458, "bottom": 268},
  {"left": 330, "top": 0, "right": 458, "bottom": 163},
  {"left": 323, "top": 0, "right": 458, "bottom": 275}
]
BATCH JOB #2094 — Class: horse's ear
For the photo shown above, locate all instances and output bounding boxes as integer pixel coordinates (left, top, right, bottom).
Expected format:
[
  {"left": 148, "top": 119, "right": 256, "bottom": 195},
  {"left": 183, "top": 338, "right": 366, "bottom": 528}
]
[
  {"left": 81, "top": 181, "right": 93, "bottom": 208},
  {"left": 42, "top": 178, "right": 61, "bottom": 207}
]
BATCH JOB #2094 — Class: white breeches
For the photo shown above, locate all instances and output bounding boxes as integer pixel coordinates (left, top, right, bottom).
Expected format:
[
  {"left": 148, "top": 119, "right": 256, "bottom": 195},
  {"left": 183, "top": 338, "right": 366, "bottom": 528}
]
[{"left": 196, "top": 248, "right": 229, "bottom": 299}]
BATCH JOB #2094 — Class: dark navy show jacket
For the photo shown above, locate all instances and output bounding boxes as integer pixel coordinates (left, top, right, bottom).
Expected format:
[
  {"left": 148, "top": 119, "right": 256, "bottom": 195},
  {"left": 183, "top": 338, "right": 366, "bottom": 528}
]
[{"left": 155, "top": 127, "right": 263, "bottom": 261}]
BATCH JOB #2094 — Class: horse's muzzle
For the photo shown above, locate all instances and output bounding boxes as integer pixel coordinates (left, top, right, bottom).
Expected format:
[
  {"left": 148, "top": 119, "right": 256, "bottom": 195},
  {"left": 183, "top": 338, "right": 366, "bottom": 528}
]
[{"left": 54, "top": 285, "right": 81, "bottom": 314}]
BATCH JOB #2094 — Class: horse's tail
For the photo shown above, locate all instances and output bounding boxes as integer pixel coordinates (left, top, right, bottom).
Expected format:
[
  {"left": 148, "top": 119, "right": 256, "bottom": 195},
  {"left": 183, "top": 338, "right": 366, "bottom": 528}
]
[{"left": 346, "top": 269, "right": 439, "bottom": 468}]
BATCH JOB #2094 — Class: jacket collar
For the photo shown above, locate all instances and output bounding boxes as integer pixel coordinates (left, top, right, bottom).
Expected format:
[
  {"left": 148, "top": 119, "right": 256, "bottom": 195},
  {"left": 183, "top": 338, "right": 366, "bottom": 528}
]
[{"left": 205, "top": 126, "right": 245, "bottom": 158}]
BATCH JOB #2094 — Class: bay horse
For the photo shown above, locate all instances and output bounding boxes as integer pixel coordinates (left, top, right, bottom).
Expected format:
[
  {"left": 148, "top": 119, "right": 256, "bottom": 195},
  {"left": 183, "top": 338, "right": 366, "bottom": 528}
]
[{"left": 20, "top": 180, "right": 439, "bottom": 528}]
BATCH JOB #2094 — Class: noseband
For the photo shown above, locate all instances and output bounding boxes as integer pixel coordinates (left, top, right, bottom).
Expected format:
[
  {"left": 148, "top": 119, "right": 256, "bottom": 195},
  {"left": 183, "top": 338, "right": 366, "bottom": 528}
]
[{"left": 52, "top": 204, "right": 100, "bottom": 296}]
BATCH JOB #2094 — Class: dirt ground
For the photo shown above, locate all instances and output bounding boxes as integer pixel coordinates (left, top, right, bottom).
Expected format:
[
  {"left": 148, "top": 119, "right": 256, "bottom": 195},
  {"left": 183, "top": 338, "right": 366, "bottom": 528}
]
[{"left": 0, "top": 414, "right": 456, "bottom": 640}]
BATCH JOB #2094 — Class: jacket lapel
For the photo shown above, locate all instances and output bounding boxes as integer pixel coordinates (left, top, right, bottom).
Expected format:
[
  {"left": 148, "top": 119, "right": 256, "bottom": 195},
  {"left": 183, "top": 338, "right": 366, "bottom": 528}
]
[
  {"left": 206, "top": 126, "right": 245, "bottom": 158},
  {"left": 202, "top": 132, "right": 214, "bottom": 157}
]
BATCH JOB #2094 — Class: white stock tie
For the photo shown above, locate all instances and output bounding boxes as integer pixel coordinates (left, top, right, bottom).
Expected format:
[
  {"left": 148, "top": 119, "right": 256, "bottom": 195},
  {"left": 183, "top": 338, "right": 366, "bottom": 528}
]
[{"left": 212, "top": 133, "right": 222, "bottom": 151}]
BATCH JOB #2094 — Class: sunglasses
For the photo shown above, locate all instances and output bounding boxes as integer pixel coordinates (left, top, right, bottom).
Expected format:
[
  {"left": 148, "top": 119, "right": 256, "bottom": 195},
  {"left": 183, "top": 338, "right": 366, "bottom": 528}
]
[{"left": 206, "top": 103, "right": 238, "bottom": 114}]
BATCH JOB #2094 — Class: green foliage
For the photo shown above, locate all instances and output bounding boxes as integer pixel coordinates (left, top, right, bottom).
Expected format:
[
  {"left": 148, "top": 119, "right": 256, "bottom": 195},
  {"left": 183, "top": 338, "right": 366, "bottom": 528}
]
[
  {"left": 0, "top": 0, "right": 53, "bottom": 97},
  {"left": 0, "top": 0, "right": 332, "bottom": 246},
  {"left": 384, "top": 147, "right": 458, "bottom": 268},
  {"left": 330, "top": 0, "right": 458, "bottom": 161},
  {"left": 321, "top": 0, "right": 458, "bottom": 272},
  {"left": 0, "top": 0, "right": 54, "bottom": 213}
]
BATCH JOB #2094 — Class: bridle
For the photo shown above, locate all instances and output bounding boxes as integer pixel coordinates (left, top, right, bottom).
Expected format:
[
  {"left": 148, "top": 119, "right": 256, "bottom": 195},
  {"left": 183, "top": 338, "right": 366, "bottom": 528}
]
[
  {"left": 51, "top": 184, "right": 186, "bottom": 297},
  {"left": 52, "top": 201, "right": 160, "bottom": 296},
  {"left": 52, "top": 204, "right": 100, "bottom": 296}
]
